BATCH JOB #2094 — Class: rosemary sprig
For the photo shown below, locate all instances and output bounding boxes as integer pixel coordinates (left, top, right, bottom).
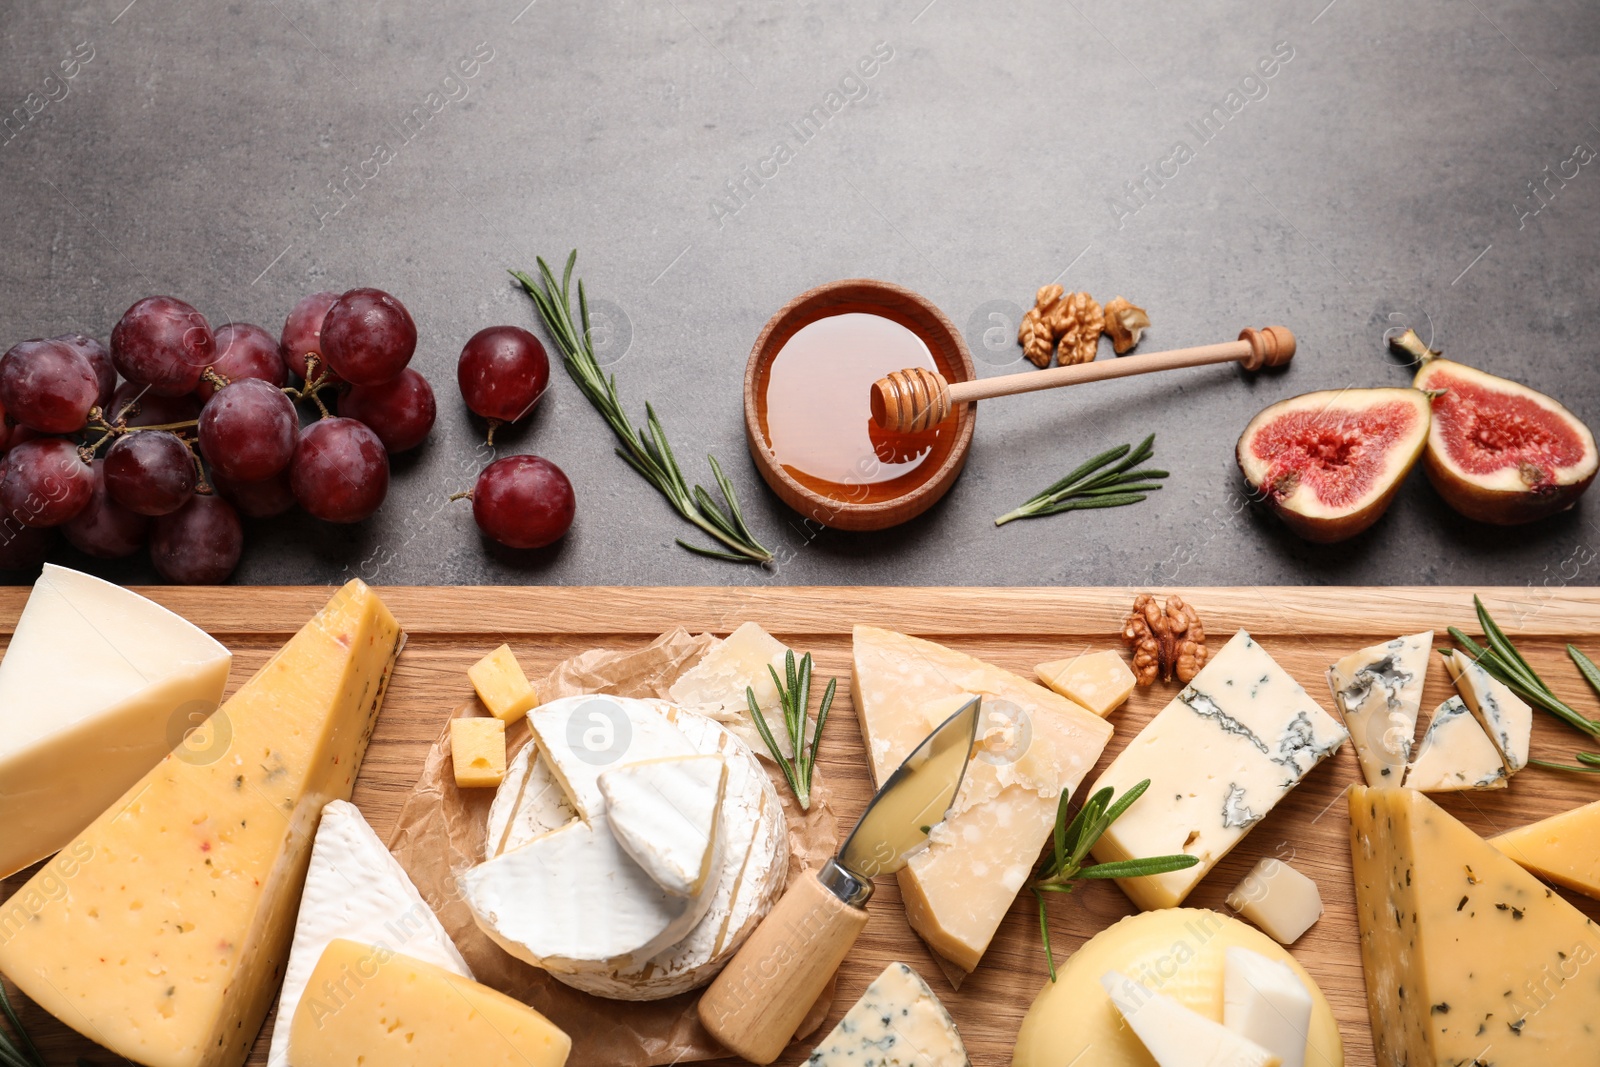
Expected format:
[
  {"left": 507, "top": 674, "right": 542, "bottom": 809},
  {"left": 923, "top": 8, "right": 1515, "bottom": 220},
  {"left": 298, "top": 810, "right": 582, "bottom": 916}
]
[
  {"left": 1450, "top": 596, "right": 1600, "bottom": 773},
  {"left": 746, "top": 650, "right": 835, "bottom": 810},
  {"left": 995, "top": 435, "right": 1168, "bottom": 526},
  {"left": 510, "top": 253, "right": 772, "bottom": 564},
  {"left": 0, "top": 981, "right": 43, "bottom": 1067},
  {"left": 1028, "top": 779, "right": 1198, "bottom": 980}
]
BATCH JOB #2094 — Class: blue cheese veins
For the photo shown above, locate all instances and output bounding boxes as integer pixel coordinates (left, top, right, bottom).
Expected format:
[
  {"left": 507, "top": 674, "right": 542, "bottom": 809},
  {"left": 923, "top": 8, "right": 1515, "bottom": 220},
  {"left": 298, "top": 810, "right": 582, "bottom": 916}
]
[
  {"left": 1326, "top": 632, "right": 1432, "bottom": 786},
  {"left": 807, "top": 961, "right": 969, "bottom": 1067}
]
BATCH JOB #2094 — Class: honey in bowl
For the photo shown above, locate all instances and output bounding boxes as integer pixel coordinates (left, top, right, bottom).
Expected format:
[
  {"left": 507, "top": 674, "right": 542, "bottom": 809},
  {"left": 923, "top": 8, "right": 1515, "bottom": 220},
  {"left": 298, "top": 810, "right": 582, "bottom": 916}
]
[{"left": 756, "top": 310, "right": 961, "bottom": 506}]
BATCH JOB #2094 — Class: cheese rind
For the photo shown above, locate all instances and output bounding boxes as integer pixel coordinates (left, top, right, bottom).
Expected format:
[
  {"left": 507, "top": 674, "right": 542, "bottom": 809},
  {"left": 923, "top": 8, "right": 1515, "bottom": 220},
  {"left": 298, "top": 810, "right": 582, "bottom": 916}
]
[
  {"left": 287, "top": 939, "right": 570, "bottom": 1067},
  {"left": 1326, "top": 632, "right": 1431, "bottom": 786},
  {"left": 1225, "top": 857, "right": 1323, "bottom": 945},
  {"left": 1089, "top": 630, "right": 1347, "bottom": 910},
  {"left": 1349, "top": 786, "right": 1600, "bottom": 1064},
  {"left": 1442, "top": 649, "right": 1532, "bottom": 774},
  {"left": 1222, "top": 947, "right": 1311, "bottom": 1067},
  {"left": 267, "top": 800, "right": 469, "bottom": 1067},
  {"left": 528, "top": 695, "right": 696, "bottom": 816},
  {"left": 1402, "top": 696, "right": 1508, "bottom": 792},
  {"left": 485, "top": 741, "right": 576, "bottom": 858},
  {"left": 450, "top": 716, "right": 507, "bottom": 788},
  {"left": 1035, "top": 649, "right": 1136, "bottom": 717},
  {"left": 0, "top": 580, "right": 402, "bottom": 1067},
  {"left": 1100, "top": 969, "right": 1282, "bottom": 1067},
  {"left": 807, "top": 962, "right": 969, "bottom": 1067},
  {"left": 599, "top": 754, "right": 726, "bottom": 897},
  {"left": 1491, "top": 799, "right": 1600, "bottom": 901},
  {"left": 852, "top": 625, "right": 1113, "bottom": 972},
  {"left": 0, "top": 563, "right": 232, "bottom": 878}
]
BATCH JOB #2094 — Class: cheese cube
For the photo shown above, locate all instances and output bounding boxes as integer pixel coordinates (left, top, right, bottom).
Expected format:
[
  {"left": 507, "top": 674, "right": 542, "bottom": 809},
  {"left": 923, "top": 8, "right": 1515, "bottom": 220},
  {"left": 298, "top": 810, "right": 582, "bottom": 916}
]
[
  {"left": 452, "top": 717, "right": 508, "bottom": 788},
  {"left": 0, "top": 580, "right": 402, "bottom": 1067},
  {"left": 1088, "top": 629, "right": 1347, "bottom": 910},
  {"left": 1492, "top": 799, "right": 1600, "bottom": 901},
  {"left": 469, "top": 643, "right": 538, "bottom": 723},
  {"left": 1100, "top": 969, "right": 1282, "bottom": 1066},
  {"left": 1225, "top": 857, "right": 1323, "bottom": 944},
  {"left": 807, "top": 962, "right": 968, "bottom": 1067},
  {"left": 288, "top": 938, "right": 570, "bottom": 1067},
  {"left": 1035, "top": 649, "right": 1136, "bottom": 717},
  {"left": 1223, "top": 948, "right": 1312, "bottom": 1067},
  {"left": 1403, "top": 696, "right": 1507, "bottom": 792}
]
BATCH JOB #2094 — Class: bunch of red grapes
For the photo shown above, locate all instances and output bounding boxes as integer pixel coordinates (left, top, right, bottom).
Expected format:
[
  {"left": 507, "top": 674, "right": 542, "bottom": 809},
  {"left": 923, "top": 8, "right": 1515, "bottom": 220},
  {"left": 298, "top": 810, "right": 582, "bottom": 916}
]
[{"left": 0, "top": 289, "right": 437, "bottom": 583}]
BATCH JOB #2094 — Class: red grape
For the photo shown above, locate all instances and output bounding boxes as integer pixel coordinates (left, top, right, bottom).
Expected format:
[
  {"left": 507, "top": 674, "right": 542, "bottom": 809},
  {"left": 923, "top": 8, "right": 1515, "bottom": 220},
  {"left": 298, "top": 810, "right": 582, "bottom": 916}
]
[
  {"left": 470, "top": 454, "right": 574, "bottom": 549},
  {"left": 0, "top": 514, "right": 54, "bottom": 571},
  {"left": 0, "top": 437, "right": 94, "bottom": 527},
  {"left": 211, "top": 468, "right": 296, "bottom": 518},
  {"left": 457, "top": 326, "right": 549, "bottom": 427},
  {"left": 0, "top": 338, "right": 100, "bottom": 433},
  {"left": 108, "top": 382, "right": 201, "bottom": 432},
  {"left": 104, "top": 430, "right": 196, "bottom": 516},
  {"left": 281, "top": 291, "right": 342, "bottom": 383},
  {"left": 290, "top": 417, "right": 389, "bottom": 523},
  {"left": 63, "top": 459, "right": 150, "bottom": 558},
  {"left": 53, "top": 333, "right": 116, "bottom": 409},
  {"left": 110, "top": 296, "right": 215, "bottom": 396},
  {"left": 198, "top": 378, "right": 298, "bottom": 482},
  {"left": 340, "top": 368, "right": 436, "bottom": 453},
  {"left": 201, "top": 323, "right": 288, "bottom": 401},
  {"left": 320, "top": 288, "right": 416, "bottom": 385},
  {"left": 151, "top": 494, "right": 243, "bottom": 584}
]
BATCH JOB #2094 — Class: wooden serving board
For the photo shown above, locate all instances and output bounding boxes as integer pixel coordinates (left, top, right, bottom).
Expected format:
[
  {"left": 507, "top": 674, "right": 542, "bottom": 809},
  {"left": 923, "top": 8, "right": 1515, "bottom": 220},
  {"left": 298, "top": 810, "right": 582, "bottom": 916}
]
[{"left": 7, "top": 585, "right": 1600, "bottom": 1067}]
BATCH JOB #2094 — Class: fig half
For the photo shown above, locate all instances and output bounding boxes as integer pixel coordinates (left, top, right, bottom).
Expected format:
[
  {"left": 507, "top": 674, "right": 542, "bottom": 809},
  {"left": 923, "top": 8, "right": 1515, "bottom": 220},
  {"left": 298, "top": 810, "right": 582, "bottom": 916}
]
[
  {"left": 1237, "top": 388, "right": 1431, "bottom": 542},
  {"left": 1413, "top": 359, "right": 1597, "bottom": 524}
]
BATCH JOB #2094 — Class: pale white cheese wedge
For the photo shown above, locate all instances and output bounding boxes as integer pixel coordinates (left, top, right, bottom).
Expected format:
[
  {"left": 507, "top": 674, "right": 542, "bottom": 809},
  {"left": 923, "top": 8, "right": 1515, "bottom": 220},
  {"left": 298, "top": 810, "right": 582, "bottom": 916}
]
[
  {"left": 1404, "top": 696, "right": 1508, "bottom": 792},
  {"left": 0, "top": 564, "right": 233, "bottom": 878},
  {"left": 600, "top": 754, "right": 726, "bottom": 897},
  {"left": 528, "top": 694, "right": 697, "bottom": 815},
  {"left": 1225, "top": 857, "right": 1323, "bottom": 945},
  {"left": 485, "top": 740, "right": 576, "bottom": 858},
  {"left": 668, "top": 621, "right": 796, "bottom": 757},
  {"left": 269, "top": 800, "right": 470, "bottom": 1067},
  {"left": 1101, "top": 969, "right": 1282, "bottom": 1067},
  {"left": 1223, "top": 947, "right": 1312, "bottom": 1067},
  {"left": 807, "top": 962, "right": 969, "bottom": 1067},
  {"left": 1441, "top": 649, "right": 1532, "bottom": 775},
  {"left": 1326, "top": 632, "right": 1432, "bottom": 786}
]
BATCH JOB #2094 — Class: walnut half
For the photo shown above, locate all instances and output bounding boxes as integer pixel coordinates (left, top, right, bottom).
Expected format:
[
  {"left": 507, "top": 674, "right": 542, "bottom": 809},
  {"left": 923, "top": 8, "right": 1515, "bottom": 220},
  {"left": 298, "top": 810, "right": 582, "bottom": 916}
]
[
  {"left": 1018, "top": 284, "right": 1065, "bottom": 368},
  {"left": 1103, "top": 296, "right": 1150, "bottom": 355},
  {"left": 1049, "top": 291, "right": 1104, "bottom": 366},
  {"left": 1122, "top": 593, "right": 1208, "bottom": 685}
]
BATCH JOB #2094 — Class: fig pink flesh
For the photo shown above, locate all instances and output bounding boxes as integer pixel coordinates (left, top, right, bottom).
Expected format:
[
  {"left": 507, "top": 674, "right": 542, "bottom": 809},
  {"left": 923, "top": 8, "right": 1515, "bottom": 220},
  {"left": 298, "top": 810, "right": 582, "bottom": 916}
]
[
  {"left": 1431, "top": 369, "right": 1588, "bottom": 484},
  {"left": 1248, "top": 400, "right": 1419, "bottom": 508}
]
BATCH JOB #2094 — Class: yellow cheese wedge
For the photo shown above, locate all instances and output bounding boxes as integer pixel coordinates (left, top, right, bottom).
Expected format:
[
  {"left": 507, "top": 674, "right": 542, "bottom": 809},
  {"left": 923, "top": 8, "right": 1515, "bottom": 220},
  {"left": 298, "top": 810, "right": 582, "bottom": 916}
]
[
  {"left": 288, "top": 938, "right": 570, "bottom": 1067},
  {"left": 1035, "top": 649, "right": 1136, "bottom": 717},
  {"left": 1491, "top": 799, "right": 1600, "bottom": 901},
  {"left": 1012, "top": 908, "right": 1342, "bottom": 1067},
  {"left": 1349, "top": 786, "right": 1600, "bottom": 1064},
  {"left": 0, "top": 580, "right": 403, "bottom": 1067},
  {"left": 852, "top": 626, "right": 1112, "bottom": 973}
]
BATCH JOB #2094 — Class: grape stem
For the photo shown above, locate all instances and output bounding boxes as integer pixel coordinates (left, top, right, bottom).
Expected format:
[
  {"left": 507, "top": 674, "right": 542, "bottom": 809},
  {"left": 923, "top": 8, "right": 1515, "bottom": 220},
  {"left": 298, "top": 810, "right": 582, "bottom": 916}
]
[{"left": 282, "top": 354, "right": 335, "bottom": 418}]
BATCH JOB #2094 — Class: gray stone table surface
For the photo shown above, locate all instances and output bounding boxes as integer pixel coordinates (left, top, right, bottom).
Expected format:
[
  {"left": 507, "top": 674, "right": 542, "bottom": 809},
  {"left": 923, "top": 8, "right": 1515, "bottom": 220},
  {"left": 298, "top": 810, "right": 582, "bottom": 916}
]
[{"left": 1, "top": 0, "right": 1597, "bottom": 589}]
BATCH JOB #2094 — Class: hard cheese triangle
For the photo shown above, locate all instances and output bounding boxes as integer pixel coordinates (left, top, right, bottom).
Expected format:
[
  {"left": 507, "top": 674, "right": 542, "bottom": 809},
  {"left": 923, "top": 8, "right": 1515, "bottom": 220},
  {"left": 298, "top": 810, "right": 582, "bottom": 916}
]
[
  {"left": 851, "top": 625, "right": 1113, "bottom": 973},
  {"left": 1492, "top": 799, "right": 1600, "bottom": 901},
  {"left": 1327, "top": 631, "right": 1432, "bottom": 786},
  {"left": 0, "top": 579, "right": 402, "bottom": 1067},
  {"left": 267, "top": 800, "right": 469, "bottom": 1067},
  {"left": 0, "top": 563, "right": 233, "bottom": 878},
  {"left": 1349, "top": 786, "right": 1600, "bottom": 1064},
  {"left": 599, "top": 754, "right": 726, "bottom": 897}
]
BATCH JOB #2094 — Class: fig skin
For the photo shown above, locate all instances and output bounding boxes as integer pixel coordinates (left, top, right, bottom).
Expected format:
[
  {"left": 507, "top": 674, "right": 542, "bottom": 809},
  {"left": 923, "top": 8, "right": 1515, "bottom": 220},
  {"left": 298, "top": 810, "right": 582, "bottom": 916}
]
[{"left": 1413, "top": 359, "right": 1598, "bottom": 526}]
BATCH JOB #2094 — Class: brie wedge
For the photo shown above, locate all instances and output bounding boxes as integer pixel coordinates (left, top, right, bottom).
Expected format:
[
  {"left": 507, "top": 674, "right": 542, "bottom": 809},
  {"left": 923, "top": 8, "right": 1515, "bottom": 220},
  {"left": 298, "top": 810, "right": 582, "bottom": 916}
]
[
  {"left": 599, "top": 754, "right": 727, "bottom": 897},
  {"left": 528, "top": 695, "right": 697, "bottom": 815},
  {"left": 486, "top": 740, "right": 577, "bottom": 858}
]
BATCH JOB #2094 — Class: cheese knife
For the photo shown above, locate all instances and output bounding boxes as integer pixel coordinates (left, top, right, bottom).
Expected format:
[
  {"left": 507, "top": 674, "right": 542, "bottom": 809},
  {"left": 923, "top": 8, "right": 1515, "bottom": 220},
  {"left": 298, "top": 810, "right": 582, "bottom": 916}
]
[{"left": 698, "top": 696, "right": 981, "bottom": 1064}]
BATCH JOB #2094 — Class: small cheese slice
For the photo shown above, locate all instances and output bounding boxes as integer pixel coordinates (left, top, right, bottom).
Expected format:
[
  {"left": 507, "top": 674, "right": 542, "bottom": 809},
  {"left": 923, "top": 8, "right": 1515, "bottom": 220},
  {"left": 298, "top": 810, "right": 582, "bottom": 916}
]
[
  {"left": 1491, "top": 799, "right": 1600, "bottom": 901},
  {"left": 0, "top": 563, "right": 232, "bottom": 878},
  {"left": 668, "top": 621, "right": 794, "bottom": 756},
  {"left": 1225, "top": 857, "right": 1323, "bottom": 944},
  {"left": 528, "top": 694, "right": 696, "bottom": 816},
  {"left": 267, "top": 800, "right": 470, "bottom": 1067},
  {"left": 1035, "top": 649, "right": 1137, "bottom": 717},
  {"left": 287, "top": 939, "right": 570, "bottom": 1067},
  {"left": 1223, "top": 947, "right": 1312, "bottom": 1067},
  {"left": 807, "top": 962, "right": 969, "bottom": 1067},
  {"left": 1326, "top": 631, "right": 1432, "bottom": 786},
  {"left": 486, "top": 741, "right": 576, "bottom": 858},
  {"left": 1442, "top": 649, "right": 1532, "bottom": 775},
  {"left": 1403, "top": 696, "right": 1508, "bottom": 792},
  {"left": 0, "top": 580, "right": 402, "bottom": 1067},
  {"left": 1089, "top": 630, "right": 1347, "bottom": 910},
  {"left": 1100, "top": 969, "right": 1282, "bottom": 1067},
  {"left": 852, "top": 625, "right": 1113, "bottom": 972},
  {"left": 599, "top": 754, "right": 726, "bottom": 897},
  {"left": 1349, "top": 786, "right": 1600, "bottom": 1064}
]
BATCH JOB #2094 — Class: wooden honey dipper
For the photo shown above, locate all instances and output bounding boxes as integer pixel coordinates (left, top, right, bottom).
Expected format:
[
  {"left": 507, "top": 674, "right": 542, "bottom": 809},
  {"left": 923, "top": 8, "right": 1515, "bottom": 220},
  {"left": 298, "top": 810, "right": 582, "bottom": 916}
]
[{"left": 870, "top": 326, "right": 1296, "bottom": 433}]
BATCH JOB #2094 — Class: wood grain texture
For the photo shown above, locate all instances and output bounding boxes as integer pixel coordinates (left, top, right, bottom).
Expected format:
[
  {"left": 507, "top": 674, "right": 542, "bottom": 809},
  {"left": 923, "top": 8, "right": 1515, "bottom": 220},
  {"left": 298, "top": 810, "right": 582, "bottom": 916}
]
[{"left": 5, "top": 584, "right": 1600, "bottom": 1067}]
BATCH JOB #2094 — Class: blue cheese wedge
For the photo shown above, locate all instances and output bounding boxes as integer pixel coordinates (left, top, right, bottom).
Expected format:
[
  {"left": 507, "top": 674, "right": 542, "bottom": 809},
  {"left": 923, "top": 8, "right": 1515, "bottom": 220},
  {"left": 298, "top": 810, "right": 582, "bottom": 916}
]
[
  {"left": 1403, "top": 696, "right": 1508, "bottom": 792},
  {"left": 1441, "top": 650, "right": 1532, "bottom": 775},
  {"left": 807, "top": 962, "right": 969, "bottom": 1067},
  {"left": 1326, "top": 632, "right": 1432, "bottom": 786},
  {"left": 1089, "top": 629, "right": 1347, "bottom": 910}
]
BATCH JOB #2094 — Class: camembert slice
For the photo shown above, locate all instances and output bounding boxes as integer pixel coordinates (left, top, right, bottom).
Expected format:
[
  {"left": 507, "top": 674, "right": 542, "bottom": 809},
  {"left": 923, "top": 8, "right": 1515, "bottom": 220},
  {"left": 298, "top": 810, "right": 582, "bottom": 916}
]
[
  {"left": 527, "top": 694, "right": 696, "bottom": 815},
  {"left": 1492, "top": 799, "right": 1600, "bottom": 901},
  {"left": 486, "top": 740, "right": 576, "bottom": 858},
  {"left": 808, "top": 962, "right": 969, "bottom": 1067},
  {"left": 1442, "top": 649, "right": 1532, "bottom": 775},
  {"left": 1326, "top": 631, "right": 1432, "bottom": 786},
  {"left": 599, "top": 754, "right": 727, "bottom": 897},
  {"left": 1402, "top": 696, "right": 1508, "bottom": 792},
  {"left": 852, "top": 626, "right": 1113, "bottom": 973}
]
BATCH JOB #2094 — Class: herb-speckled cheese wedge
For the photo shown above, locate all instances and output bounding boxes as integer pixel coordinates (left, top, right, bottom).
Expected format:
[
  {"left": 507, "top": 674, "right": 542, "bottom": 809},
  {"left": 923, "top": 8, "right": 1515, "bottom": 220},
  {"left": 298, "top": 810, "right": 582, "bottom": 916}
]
[
  {"left": 1089, "top": 629, "right": 1347, "bottom": 911},
  {"left": 1326, "top": 631, "right": 1432, "bottom": 785},
  {"left": 0, "top": 580, "right": 403, "bottom": 1067},
  {"left": 1349, "top": 786, "right": 1600, "bottom": 1064},
  {"left": 808, "top": 962, "right": 969, "bottom": 1067}
]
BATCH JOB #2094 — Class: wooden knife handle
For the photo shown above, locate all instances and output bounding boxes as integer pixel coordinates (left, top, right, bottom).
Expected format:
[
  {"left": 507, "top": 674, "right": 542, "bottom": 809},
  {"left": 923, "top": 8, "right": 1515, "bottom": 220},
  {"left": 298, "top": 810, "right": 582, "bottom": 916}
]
[{"left": 697, "top": 868, "right": 869, "bottom": 1064}]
